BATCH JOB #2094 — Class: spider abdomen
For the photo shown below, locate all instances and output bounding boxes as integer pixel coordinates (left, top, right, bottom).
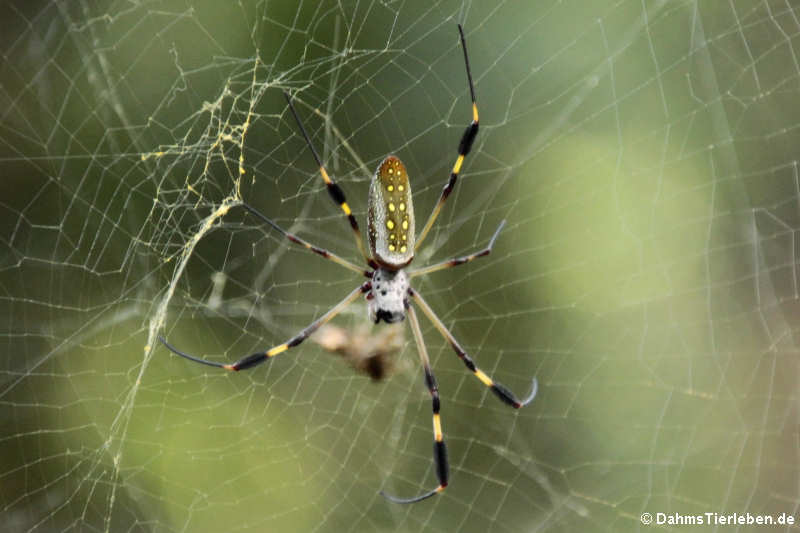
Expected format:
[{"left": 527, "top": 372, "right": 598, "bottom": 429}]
[
  {"left": 368, "top": 156, "right": 415, "bottom": 269},
  {"left": 368, "top": 268, "right": 409, "bottom": 324}
]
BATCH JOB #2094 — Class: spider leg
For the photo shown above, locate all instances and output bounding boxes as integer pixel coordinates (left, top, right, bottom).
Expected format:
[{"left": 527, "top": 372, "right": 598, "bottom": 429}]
[
  {"left": 409, "top": 288, "right": 538, "bottom": 408},
  {"left": 240, "top": 202, "right": 370, "bottom": 277},
  {"left": 160, "top": 282, "right": 370, "bottom": 371},
  {"left": 283, "top": 91, "right": 376, "bottom": 269},
  {"left": 415, "top": 24, "right": 479, "bottom": 251},
  {"left": 381, "top": 304, "right": 448, "bottom": 504},
  {"left": 408, "top": 220, "right": 505, "bottom": 278}
]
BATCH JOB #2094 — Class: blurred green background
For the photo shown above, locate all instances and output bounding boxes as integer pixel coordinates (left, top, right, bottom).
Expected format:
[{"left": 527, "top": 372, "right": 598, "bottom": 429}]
[{"left": 2, "top": 1, "right": 799, "bottom": 531}]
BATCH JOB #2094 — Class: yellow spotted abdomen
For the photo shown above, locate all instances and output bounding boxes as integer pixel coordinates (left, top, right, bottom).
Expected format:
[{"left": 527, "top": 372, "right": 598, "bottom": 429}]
[{"left": 368, "top": 156, "right": 415, "bottom": 269}]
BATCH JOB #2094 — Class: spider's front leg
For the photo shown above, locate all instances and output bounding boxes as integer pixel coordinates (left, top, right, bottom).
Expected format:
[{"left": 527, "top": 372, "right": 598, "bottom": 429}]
[
  {"left": 381, "top": 304, "right": 448, "bottom": 504},
  {"left": 160, "top": 282, "right": 371, "bottom": 371},
  {"left": 409, "top": 288, "right": 538, "bottom": 408}
]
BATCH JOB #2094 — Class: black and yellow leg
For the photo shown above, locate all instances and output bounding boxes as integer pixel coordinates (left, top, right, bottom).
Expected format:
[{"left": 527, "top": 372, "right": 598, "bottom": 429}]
[
  {"left": 240, "top": 203, "right": 370, "bottom": 277},
  {"left": 409, "top": 220, "right": 505, "bottom": 278},
  {"left": 160, "top": 282, "right": 370, "bottom": 371},
  {"left": 415, "top": 24, "right": 480, "bottom": 251},
  {"left": 381, "top": 305, "right": 448, "bottom": 504},
  {"left": 283, "top": 92, "right": 375, "bottom": 268},
  {"left": 409, "top": 288, "right": 538, "bottom": 408}
]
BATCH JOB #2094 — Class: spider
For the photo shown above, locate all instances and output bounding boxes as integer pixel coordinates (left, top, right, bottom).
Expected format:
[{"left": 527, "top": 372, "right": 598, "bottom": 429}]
[{"left": 159, "top": 24, "right": 537, "bottom": 504}]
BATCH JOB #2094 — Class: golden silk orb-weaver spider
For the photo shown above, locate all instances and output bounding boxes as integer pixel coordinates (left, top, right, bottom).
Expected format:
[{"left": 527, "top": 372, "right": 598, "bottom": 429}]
[{"left": 159, "top": 24, "right": 537, "bottom": 504}]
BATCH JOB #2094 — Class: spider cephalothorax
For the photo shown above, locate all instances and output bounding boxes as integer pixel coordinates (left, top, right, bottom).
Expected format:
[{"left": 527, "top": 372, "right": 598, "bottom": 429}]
[
  {"left": 160, "top": 24, "right": 537, "bottom": 505},
  {"left": 367, "top": 267, "right": 409, "bottom": 324}
]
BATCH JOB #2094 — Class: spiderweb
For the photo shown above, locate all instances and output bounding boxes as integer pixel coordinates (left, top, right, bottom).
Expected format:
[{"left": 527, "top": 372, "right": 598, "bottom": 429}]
[{"left": 2, "top": 0, "right": 799, "bottom": 531}]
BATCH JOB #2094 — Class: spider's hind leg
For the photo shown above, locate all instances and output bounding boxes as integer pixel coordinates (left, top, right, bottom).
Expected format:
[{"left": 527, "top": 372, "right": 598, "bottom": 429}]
[
  {"left": 283, "top": 92, "right": 375, "bottom": 268},
  {"left": 415, "top": 24, "right": 480, "bottom": 251}
]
